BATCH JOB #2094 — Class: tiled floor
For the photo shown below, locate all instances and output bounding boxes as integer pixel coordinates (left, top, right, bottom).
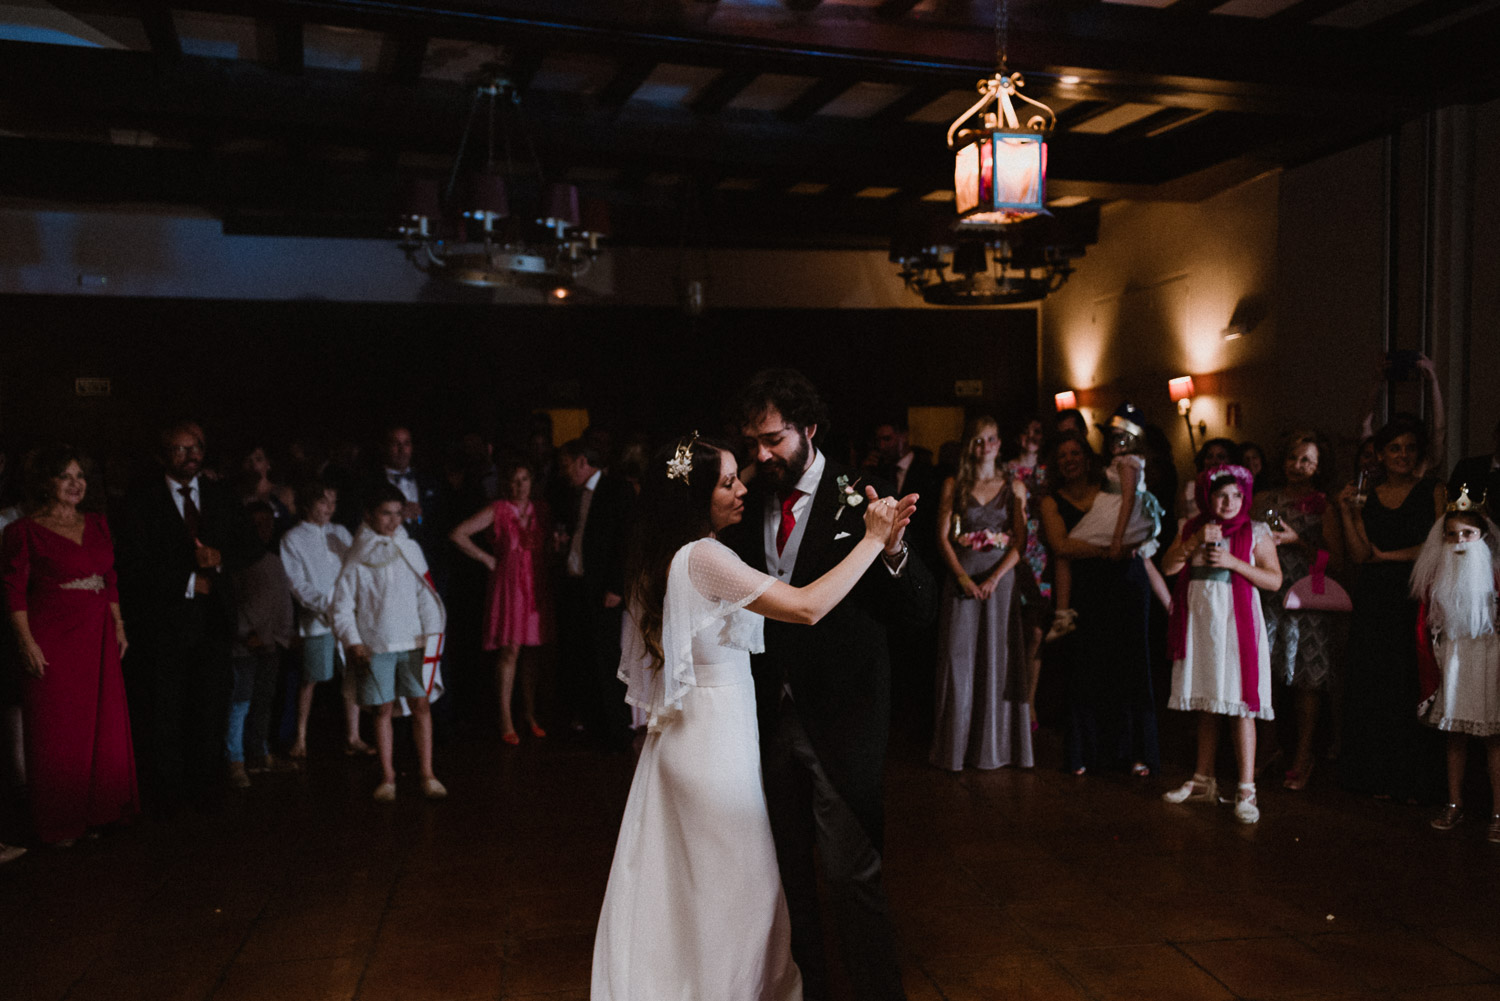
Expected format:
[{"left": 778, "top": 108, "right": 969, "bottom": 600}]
[{"left": 4, "top": 719, "right": 1500, "bottom": 1001}]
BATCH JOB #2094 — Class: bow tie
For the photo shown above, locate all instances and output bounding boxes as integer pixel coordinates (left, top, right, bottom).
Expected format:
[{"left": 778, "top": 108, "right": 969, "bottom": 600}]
[{"left": 388, "top": 470, "right": 415, "bottom": 482}]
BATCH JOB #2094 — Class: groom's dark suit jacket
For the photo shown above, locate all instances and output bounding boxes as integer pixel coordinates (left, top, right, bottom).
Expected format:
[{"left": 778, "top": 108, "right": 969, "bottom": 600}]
[{"left": 726, "top": 458, "right": 937, "bottom": 847}]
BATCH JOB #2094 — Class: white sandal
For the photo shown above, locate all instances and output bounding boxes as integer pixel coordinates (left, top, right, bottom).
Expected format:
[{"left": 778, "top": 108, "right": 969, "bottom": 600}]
[
  {"left": 1233, "top": 783, "right": 1260, "bottom": 825},
  {"left": 1163, "top": 774, "right": 1217, "bottom": 804}
]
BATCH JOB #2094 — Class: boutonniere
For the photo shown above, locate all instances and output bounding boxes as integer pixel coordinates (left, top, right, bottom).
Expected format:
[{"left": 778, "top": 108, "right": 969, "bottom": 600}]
[{"left": 834, "top": 475, "right": 865, "bottom": 522}]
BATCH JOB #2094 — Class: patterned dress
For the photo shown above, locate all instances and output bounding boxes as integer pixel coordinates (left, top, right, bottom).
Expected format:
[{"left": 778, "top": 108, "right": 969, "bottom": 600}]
[
  {"left": 1252, "top": 488, "right": 1340, "bottom": 690},
  {"left": 1005, "top": 458, "right": 1051, "bottom": 602}
]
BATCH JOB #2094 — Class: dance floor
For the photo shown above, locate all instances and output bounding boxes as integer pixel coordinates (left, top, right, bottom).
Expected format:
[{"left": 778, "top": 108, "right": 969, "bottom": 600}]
[{"left": 4, "top": 719, "right": 1500, "bottom": 1001}]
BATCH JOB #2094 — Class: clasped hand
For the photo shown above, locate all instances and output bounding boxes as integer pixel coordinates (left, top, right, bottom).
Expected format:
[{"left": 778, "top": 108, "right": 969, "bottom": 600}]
[{"left": 861, "top": 486, "right": 917, "bottom": 551}]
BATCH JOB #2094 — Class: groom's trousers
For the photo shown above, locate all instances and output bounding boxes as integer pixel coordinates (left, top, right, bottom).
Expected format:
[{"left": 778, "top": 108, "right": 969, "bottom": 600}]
[{"left": 765, "top": 694, "right": 906, "bottom": 1001}]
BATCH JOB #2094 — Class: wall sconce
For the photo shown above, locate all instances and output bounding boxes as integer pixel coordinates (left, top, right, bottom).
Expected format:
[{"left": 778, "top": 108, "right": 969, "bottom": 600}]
[
  {"left": 1168, "top": 376, "right": 1204, "bottom": 449},
  {"left": 1054, "top": 390, "right": 1078, "bottom": 411},
  {"left": 1221, "top": 322, "right": 1248, "bottom": 341}
]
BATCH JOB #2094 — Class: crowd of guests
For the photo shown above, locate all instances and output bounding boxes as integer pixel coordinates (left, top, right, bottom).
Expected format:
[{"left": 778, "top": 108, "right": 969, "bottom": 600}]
[{"left": 1, "top": 355, "right": 1498, "bottom": 865}]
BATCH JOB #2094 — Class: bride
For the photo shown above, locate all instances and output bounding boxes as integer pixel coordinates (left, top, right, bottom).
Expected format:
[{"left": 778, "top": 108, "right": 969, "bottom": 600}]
[{"left": 591, "top": 434, "right": 910, "bottom": 1001}]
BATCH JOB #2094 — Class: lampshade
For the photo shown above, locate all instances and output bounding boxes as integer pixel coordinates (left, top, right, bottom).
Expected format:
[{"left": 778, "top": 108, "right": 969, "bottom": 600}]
[
  {"left": 1054, "top": 390, "right": 1077, "bottom": 411},
  {"left": 1168, "top": 376, "right": 1196, "bottom": 403},
  {"left": 541, "top": 183, "right": 581, "bottom": 228},
  {"left": 955, "top": 131, "right": 1048, "bottom": 226},
  {"left": 460, "top": 171, "right": 509, "bottom": 219}
]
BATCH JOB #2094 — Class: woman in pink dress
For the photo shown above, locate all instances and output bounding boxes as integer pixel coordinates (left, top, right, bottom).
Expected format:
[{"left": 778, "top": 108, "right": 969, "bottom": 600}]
[
  {"left": 2, "top": 445, "right": 137, "bottom": 846},
  {"left": 450, "top": 461, "right": 552, "bottom": 744}
]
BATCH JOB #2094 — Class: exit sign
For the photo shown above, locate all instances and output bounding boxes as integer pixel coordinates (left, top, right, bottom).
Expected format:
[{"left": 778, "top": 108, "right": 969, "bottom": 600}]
[
  {"left": 75, "top": 378, "right": 111, "bottom": 397},
  {"left": 954, "top": 380, "right": 983, "bottom": 398}
]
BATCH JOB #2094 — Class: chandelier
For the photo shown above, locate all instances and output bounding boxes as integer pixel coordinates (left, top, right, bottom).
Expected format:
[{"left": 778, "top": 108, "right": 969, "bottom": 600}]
[
  {"left": 890, "top": 0, "right": 1080, "bottom": 306},
  {"left": 889, "top": 214, "right": 1087, "bottom": 306},
  {"left": 395, "top": 69, "right": 609, "bottom": 290}
]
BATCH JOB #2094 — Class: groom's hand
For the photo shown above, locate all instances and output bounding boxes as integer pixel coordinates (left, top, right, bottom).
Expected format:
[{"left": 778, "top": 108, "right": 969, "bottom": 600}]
[{"left": 885, "top": 491, "right": 919, "bottom": 554}]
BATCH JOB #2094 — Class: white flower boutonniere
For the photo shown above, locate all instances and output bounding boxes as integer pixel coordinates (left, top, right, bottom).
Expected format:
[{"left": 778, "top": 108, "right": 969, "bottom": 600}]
[{"left": 834, "top": 474, "right": 865, "bottom": 522}]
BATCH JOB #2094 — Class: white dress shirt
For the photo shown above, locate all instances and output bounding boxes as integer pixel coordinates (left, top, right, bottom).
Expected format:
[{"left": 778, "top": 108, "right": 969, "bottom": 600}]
[
  {"left": 385, "top": 467, "right": 419, "bottom": 506},
  {"left": 762, "top": 448, "right": 825, "bottom": 580},
  {"left": 567, "top": 468, "right": 603, "bottom": 578},
  {"left": 280, "top": 520, "right": 354, "bottom": 637}
]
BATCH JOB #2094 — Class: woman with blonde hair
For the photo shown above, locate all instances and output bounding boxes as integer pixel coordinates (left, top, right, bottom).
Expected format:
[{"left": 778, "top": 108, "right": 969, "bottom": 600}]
[{"left": 930, "top": 416, "right": 1031, "bottom": 770}]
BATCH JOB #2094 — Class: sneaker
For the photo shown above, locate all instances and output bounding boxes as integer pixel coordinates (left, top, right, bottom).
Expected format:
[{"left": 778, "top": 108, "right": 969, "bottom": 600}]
[
  {"left": 1233, "top": 785, "right": 1260, "bottom": 825},
  {"left": 421, "top": 777, "right": 448, "bottom": 800},
  {"left": 1163, "top": 775, "right": 1217, "bottom": 804},
  {"left": 228, "top": 762, "right": 251, "bottom": 789},
  {"left": 372, "top": 781, "right": 397, "bottom": 802},
  {"left": 1431, "top": 804, "right": 1464, "bottom": 831}
]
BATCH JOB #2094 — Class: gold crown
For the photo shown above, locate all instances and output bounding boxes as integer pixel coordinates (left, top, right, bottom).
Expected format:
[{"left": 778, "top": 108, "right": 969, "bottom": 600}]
[
  {"left": 666, "top": 431, "right": 699, "bottom": 484},
  {"left": 1448, "top": 484, "right": 1488, "bottom": 514}
]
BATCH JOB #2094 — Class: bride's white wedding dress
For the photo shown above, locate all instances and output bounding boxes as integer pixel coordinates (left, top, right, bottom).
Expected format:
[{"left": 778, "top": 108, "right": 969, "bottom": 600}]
[{"left": 591, "top": 538, "right": 802, "bottom": 1001}]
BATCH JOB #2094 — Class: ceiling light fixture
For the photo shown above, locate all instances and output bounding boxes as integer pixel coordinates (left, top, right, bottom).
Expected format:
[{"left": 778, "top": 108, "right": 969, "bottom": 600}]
[
  {"left": 889, "top": 0, "right": 1085, "bottom": 306},
  {"left": 395, "top": 67, "right": 609, "bottom": 292}
]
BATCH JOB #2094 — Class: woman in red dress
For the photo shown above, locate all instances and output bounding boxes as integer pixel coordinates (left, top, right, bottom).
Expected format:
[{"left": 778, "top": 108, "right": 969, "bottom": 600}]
[
  {"left": 2, "top": 445, "right": 137, "bottom": 846},
  {"left": 450, "top": 461, "right": 553, "bottom": 744}
]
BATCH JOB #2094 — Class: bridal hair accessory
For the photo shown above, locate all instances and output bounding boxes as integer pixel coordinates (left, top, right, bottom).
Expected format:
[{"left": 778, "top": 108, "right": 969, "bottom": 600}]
[
  {"left": 1448, "top": 484, "right": 1487, "bottom": 515},
  {"left": 666, "top": 432, "right": 699, "bottom": 484}
]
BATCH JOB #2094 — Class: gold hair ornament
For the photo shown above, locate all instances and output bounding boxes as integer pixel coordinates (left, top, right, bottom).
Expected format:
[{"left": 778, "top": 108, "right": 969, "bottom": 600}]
[
  {"left": 1448, "top": 484, "right": 1488, "bottom": 515},
  {"left": 666, "top": 432, "right": 699, "bottom": 484}
]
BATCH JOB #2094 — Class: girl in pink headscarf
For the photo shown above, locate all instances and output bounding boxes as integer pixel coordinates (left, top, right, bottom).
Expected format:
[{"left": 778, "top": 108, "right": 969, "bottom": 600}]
[{"left": 1160, "top": 465, "right": 1283, "bottom": 824}]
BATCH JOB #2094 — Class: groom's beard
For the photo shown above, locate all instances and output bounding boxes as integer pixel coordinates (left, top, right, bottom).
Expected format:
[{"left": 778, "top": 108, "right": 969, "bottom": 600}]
[
  {"left": 758, "top": 433, "right": 811, "bottom": 493},
  {"left": 1429, "top": 543, "right": 1497, "bottom": 640}
]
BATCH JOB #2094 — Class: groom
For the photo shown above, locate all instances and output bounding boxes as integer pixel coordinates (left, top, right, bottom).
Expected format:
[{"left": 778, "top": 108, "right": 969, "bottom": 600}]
[{"left": 726, "top": 369, "right": 936, "bottom": 1001}]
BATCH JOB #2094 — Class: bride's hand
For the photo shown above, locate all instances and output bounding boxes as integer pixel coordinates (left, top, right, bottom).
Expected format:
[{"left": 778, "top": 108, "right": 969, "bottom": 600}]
[{"left": 862, "top": 488, "right": 899, "bottom": 542}]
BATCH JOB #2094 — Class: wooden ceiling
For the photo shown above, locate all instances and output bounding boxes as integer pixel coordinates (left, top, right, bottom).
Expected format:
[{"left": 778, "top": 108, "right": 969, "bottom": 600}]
[{"left": 1, "top": 0, "right": 1495, "bottom": 248}]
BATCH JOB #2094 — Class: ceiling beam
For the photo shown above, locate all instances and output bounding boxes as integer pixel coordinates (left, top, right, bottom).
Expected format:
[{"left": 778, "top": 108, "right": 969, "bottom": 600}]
[
  {"left": 137, "top": 0, "right": 181, "bottom": 65},
  {"left": 778, "top": 75, "right": 856, "bottom": 122},
  {"left": 138, "top": 0, "right": 1412, "bottom": 109},
  {"left": 275, "top": 19, "right": 304, "bottom": 74},
  {"left": 869, "top": 84, "right": 950, "bottom": 125},
  {"left": 596, "top": 58, "right": 658, "bottom": 111},
  {"left": 688, "top": 67, "right": 759, "bottom": 116},
  {"left": 389, "top": 32, "right": 429, "bottom": 84}
]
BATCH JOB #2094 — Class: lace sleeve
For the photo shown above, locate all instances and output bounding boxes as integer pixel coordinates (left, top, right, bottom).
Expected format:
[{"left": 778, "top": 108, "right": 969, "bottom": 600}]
[{"left": 686, "top": 538, "right": 776, "bottom": 607}]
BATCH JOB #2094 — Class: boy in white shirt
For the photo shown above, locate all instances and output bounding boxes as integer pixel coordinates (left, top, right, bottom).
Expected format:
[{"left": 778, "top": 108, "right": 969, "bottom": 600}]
[
  {"left": 280, "top": 481, "right": 367, "bottom": 760},
  {"left": 332, "top": 484, "right": 447, "bottom": 801}
]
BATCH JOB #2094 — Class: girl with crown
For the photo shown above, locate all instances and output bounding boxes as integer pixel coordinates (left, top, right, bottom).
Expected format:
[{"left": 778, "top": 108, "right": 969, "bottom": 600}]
[
  {"left": 1411, "top": 486, "right": 1500, "bottom": 843},
  {"left": 1160, "top": 464, "right": 1282, "bottom": 824}
]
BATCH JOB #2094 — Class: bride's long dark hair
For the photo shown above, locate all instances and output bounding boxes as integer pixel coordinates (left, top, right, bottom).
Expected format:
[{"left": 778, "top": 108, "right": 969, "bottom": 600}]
[{"left": 626, "top": 435, "right": 733, "bottom": 669}]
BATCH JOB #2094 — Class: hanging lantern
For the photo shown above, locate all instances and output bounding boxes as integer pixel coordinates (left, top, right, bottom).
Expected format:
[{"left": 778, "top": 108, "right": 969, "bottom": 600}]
[{"left": 949, "top": 73, "right": 1054, "bottom": 227}]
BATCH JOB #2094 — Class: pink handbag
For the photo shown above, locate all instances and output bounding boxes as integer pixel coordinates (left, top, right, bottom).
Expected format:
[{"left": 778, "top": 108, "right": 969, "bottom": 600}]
[{"left": 1283, "top": 549, "right": 1352, "bottom": 612}]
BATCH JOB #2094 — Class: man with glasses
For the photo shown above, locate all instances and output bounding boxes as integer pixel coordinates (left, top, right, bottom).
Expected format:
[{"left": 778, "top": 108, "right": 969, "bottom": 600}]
[{"left": 119, "top": 421, "right": 258, "bottom": 812}]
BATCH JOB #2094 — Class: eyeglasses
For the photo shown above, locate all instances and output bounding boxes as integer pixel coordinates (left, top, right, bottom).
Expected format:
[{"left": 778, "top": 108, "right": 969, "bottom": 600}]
[{"left": 1444, "top": 527, "right": 1483, "bottom": 542}]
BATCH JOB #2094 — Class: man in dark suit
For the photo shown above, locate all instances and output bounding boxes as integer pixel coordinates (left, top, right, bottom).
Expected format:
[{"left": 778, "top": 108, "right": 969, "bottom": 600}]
[
  {"left": 557, "top": 437, "right": 635, "bottom": 748},
  {"left": 1448, "top": 417, "right": 1500, "bottom": 511},
  {"left": 118, "top": 421, "right": 259, "bottom": 810},
  {"left": 873, "top": 414, "right": 940, "bottom": 562},
  {"left": 725, "top": 370, "right": 936, "bottom": 1001},
  {"left": 367, "top": 425, "right": 448, "bottom": 594}
]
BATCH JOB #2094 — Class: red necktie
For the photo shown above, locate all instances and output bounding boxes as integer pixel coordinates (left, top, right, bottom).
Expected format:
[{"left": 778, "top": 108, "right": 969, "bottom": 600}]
[
  {"left": 179, "top": 484, "right": 201, "bottom": 542},
  {"left": 776, "top": 489, "right": 804, "bottom": 556}
]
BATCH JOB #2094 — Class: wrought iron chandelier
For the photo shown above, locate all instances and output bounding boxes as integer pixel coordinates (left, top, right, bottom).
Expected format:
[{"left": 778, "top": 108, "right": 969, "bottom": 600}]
[
  {"left": 892, "top": 0, "right": 1084, "bottom": 306},
  {"left": 395, "top": 68, "right": 608, "bottom": 290}
]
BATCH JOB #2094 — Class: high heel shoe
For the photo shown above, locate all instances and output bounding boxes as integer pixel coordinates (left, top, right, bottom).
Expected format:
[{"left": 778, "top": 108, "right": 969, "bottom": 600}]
[
  {"left": 501, "top": 731, "right": 521, "bottom": 746},
  {"left": 1282, "top": 760, "right": 1314, "bottom": 791},
  {"left": 1163, "top": 774, "right": 1217, "bottom": 804},
  {"left": 529, "top": 722, "right": 547, "bottom": 739}
]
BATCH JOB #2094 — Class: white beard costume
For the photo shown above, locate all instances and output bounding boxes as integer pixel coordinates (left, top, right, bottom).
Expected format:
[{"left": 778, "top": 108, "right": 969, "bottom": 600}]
[{"left": 1412, "top": 518, "right": 1500, "bottom": 735}]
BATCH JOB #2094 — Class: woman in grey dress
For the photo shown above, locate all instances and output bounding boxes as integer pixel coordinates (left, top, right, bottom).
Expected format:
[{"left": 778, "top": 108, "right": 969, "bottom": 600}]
[
  {"left": 930, "top": 416, "right": 1032, "bottom": 770},
  {"left": 1251, "top": 432, "right": 1346, "bottom": 790}
]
